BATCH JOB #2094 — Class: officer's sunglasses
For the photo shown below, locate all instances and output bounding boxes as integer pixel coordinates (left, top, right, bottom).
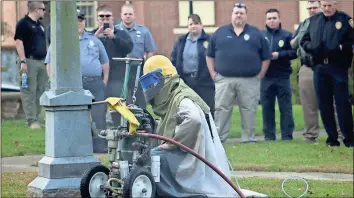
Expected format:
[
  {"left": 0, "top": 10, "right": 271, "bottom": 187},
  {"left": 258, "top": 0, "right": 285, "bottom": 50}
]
[
  {"left": 234, "top": 3, "right": 247, "bottom": 8},
  {"left": 37, "top": 7, "right": 46, "bottom": 11},
  {"left": 99, "top": 14, "right": 112, "bottom": 18}
]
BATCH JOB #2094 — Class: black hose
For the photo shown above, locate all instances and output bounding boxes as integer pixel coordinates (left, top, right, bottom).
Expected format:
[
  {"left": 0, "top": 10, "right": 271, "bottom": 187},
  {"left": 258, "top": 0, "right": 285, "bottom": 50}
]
[{"left": 135, "top": 132, "right": 246, "bottom": 198}]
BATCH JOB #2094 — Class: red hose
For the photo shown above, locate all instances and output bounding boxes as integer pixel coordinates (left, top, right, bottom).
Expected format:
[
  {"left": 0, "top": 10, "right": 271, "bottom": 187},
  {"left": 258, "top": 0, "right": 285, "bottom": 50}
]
[{"left": 136, "top": 132, "right": 246, "bottom": 198}]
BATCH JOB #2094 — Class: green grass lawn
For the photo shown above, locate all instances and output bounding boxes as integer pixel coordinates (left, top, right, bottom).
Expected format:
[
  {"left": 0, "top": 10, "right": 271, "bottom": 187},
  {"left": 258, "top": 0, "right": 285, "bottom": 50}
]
[
  {"left": 228, "top": 104, "right": 324, "bottom": 138},
  {"left": 225, "top": 136, "right": 354, "bottom": 174},
  {"left": 2, "top": 172, "right": 353, "bottom": 198},
  {"left": 0, "top": 105, "right": 324, "bottom": 157},
  {"left": 3, "top": 119, "right": 352, "bottom": 174},
  {"left": 1, "top": 119, "right": 45, "bottom": 157},
  {"left": 239, "top": 177, "right": 354, "bottom": 198}
]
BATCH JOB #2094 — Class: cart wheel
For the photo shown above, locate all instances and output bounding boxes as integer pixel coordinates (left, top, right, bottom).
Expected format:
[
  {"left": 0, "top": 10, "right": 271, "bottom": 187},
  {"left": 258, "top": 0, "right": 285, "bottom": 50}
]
[
  {"left": 123, "top": 167, "right": 156, "bottom": 198},
  {"left": 80, "top": 165, "right": 110, "bottom": 198}
]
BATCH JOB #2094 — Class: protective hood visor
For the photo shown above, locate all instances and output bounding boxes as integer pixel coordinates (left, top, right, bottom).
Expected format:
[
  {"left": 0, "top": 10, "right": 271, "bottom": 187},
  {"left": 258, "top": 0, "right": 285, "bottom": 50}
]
[{"left": 139, "top": 68, "right": 165, "bottom": 103}]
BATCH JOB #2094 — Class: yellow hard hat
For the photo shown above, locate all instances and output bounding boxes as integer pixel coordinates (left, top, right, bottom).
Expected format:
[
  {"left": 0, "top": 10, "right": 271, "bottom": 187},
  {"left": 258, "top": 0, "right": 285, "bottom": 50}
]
[{"left": 143, "top": 55, "right": 177, "bottom": 77}]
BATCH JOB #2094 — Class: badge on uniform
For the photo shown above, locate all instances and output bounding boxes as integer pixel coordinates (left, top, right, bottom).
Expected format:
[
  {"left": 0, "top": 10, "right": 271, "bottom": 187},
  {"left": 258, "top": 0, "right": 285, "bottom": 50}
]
[
  {"left": 278, "top": 40, "right": 284, "bottom": 47},
  {"left": 89, "top": 40, "right": 95, "bottom": 47},
  {"left": 349, "top": 19, "right": 353, "bottom": 28},
  {"left": 136, "top": 30, "right": 141, "bottom": 38},
  {"left": 335, "top": 21, "right": 342, "bottom": 30},
  {"left": 203, "top": 41, "right": 209, "bottom": 48},
  {"left": 244, "top": 34, "right": 250, "bottom": 41}
]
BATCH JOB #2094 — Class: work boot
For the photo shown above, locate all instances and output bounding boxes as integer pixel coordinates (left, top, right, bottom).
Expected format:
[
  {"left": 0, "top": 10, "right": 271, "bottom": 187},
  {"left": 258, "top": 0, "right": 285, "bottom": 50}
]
[
  {"left": 29, "top": 122, "right": 41, "bottom": 129},
  {"left": 303, "top": 137, "right": 319, "bottom": 144}
]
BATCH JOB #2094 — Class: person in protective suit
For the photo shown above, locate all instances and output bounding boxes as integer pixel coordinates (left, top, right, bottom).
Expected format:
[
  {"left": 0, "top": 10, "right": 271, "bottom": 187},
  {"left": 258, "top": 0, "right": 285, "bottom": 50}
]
[{"left": 139, "top": 55, "right": 237, "bottom": 197}]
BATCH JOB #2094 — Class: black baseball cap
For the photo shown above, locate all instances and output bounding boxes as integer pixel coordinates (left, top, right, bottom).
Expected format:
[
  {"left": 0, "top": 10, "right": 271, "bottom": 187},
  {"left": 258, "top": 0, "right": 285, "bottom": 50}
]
[{"left": 77, "top": 9, "right": 85, "bottom": 20}]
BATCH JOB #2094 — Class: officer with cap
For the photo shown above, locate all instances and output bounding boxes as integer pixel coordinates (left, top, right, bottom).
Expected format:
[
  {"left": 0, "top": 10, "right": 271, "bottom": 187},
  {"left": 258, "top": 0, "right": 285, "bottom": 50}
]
[
  {"left": 115, "top": 3, "right": 157, "bottom": 109},
  {"left": 140, "top": 55, "right": 237, "bottom": 197},
  {"left": 45, "top": 10, "right": 110, "bottom": 153},
  {"left": 301, "top": 0, "right": 354, "bottom": 147}
]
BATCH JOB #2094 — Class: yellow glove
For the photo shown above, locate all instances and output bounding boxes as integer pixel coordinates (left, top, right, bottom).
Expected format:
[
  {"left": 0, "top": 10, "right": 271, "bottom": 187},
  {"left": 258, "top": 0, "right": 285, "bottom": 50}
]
[{"left": 105, "top": 97, "right": 140, "bottom": 134}]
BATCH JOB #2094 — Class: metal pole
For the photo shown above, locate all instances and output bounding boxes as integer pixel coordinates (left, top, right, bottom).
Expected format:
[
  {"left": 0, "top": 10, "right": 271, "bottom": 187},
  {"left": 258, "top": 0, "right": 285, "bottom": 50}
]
[
  {"left": 132, "top": 62, "right": 142, "bottom": 105},
  {"left": 189, "top": 1, "right": 193, "bottom": 15},
  {"left": 122, "top": 60, "right": 131, "bottom": 100}
]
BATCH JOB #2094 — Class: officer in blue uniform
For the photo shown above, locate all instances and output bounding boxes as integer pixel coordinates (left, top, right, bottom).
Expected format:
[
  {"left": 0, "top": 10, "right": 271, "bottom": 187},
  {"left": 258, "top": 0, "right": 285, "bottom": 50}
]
[
  {"left": 301, "top": 1, "right": 354, "bottom": 147},
  {"left": 115, "top": 3, "right": 157, "bottom": 109},
  {"left": 170, "top": 14, "right": 215, "bottom": 117},
  {"left": 45, "top": 11, "right": 110, "bottom": 153},
  {"left": 261, "top": 9, "right": 297, "bottom": 141}
]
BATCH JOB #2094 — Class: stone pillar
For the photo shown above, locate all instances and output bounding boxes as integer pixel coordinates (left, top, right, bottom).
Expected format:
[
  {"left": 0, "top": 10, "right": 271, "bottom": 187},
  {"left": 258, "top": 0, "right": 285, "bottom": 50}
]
[{"left": 27, "top": 1, "right": 100, "bottom": 197}]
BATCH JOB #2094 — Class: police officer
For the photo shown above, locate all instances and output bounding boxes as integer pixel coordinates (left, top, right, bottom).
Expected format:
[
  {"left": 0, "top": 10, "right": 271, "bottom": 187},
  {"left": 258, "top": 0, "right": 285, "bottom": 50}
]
[
  {"left": 301, "top": 0, "right": 354, "bottom": 147},
  {"left": 261, "top": 9, "right": 297, "bottom": 141},
  {"left": 45, "top": 11, "right": 110, "bottom": 153},
  {"left": 291, "top": 1, "right": 322, "bottom": 143},
  {"left": 206, "top": 3, "right": 272, "bottom": 143},
  {"left": 91, "top": 4, "right": 133, "bottom": 127},
  {"left": 115, "top": 3, "right": 157, "bottom": 109},
  {"left": 171, "top": 14, "right": 215, "bottom": 117},
  {"left": 14, "top": 1, "right": 48, "bottom": 129}
]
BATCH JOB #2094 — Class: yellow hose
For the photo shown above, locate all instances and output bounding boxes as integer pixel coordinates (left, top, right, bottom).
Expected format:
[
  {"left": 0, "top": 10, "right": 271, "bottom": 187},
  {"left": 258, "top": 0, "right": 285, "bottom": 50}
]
[{"left": 106, "top": 178, "right": 123, "bottom": 194}]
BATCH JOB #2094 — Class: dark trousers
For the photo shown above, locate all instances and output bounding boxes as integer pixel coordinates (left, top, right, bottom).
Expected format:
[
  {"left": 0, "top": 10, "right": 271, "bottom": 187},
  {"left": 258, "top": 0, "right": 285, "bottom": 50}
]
[
  {"left": 182, "top": 75, "right": 215, "bottom": 118},
  {"left": 261, "top": 77, "right": 294, "bottom": 140},
  {"left": 313, "top": 64, "right": 354, "bottom": 147},
  {"left": 83, "top": 78, "right": 107, "bottom": 153}
]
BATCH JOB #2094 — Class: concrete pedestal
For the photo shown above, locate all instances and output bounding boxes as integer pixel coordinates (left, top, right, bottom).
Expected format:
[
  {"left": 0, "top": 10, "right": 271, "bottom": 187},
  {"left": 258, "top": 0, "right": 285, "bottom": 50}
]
[{"left": 27, "top": 91, "right": 101, "bottom": 197}]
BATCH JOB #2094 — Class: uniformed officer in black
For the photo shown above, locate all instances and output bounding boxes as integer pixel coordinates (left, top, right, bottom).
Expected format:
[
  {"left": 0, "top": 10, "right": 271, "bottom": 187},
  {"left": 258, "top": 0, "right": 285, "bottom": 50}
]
[
  {"left": 14, "top": 1, "right": 48, "bottom": 129},
  {"left": 261, "top": 9, "right": 297, "bottom": 141},
  {"left": 301, "top": 0, "right": 354, "bottom": 147}
]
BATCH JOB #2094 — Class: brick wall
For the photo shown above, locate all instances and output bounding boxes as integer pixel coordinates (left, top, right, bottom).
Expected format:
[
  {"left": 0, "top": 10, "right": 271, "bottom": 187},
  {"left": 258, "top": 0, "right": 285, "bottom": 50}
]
[
  {"left": 134, "top": 0, "right": 353, "bottom": 56},
  {"left": 129, "top": 0, "right": 301, "bottom": 56},
  {"left": 139, "top": 1, "right": 180, "bottom": 57},
  {"left": 2, "top": 0, "right": 353, "bottom": 55}
]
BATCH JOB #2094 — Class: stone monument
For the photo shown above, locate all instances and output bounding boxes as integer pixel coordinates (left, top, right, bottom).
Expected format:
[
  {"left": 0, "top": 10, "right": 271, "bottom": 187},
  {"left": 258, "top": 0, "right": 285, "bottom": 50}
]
[{"left": 27, "top": 1, "right": 100, "bottom": 197}]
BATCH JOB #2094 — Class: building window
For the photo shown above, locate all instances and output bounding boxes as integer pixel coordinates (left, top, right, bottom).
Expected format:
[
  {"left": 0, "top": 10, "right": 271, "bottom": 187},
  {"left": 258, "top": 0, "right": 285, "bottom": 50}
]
[
  {"left": 298, "top": 1, "right": 310, "bottom": 22},
  {"left": 178, "top": 1, "right": 215, "bottom": 27},
  {"left": 77, "top": 1, "right": 97, "bottom": 30}
]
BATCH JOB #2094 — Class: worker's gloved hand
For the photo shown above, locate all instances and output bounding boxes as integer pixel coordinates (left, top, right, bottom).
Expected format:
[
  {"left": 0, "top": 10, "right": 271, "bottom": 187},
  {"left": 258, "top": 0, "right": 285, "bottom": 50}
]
[{"left": 159, "top": 143, "right": 170, "bottom": 150}]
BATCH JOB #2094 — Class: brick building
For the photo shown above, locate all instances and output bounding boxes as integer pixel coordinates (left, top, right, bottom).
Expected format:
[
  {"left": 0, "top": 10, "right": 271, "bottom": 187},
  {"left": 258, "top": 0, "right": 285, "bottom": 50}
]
[
  {"left": 1, "top": 1, "right": 353, "bottom": 84},
  {"left": 128, "top": 0, "right": 353, "bottom": 56}
]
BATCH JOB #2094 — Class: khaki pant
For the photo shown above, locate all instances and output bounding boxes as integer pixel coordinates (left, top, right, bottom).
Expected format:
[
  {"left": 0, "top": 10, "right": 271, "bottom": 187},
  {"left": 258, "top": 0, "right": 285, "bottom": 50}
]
[
  {"left": 19, "top": 58, "right": 48, "bottom": 126},
  {"left": 214, "top": 74, "right": 260, "bottom": 142},
  {"left": 298, "top": 66, "right": 320, "bottom": 139}
]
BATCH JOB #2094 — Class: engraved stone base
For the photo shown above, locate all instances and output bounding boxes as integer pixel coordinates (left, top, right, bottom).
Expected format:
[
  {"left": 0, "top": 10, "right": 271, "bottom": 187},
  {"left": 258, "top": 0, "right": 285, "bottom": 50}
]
[
  {"left": 27, "top": 156, "right": 100, "bottom": 198},
  {"left": 38, "top": 156, "right": 100, "bottom": 178},
  {"left": 27, "top": 177, "right": 81, "bottom": 198}
]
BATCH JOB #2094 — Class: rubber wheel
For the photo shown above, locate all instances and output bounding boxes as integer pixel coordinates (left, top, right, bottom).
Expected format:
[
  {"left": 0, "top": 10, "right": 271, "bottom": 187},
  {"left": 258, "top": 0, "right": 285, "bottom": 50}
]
[
  {"left": 123, "top": 167, "right": 156, "bottom": 198},
  {"left": 80, "top": 165, "right": 110, "bottom": 198}
]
